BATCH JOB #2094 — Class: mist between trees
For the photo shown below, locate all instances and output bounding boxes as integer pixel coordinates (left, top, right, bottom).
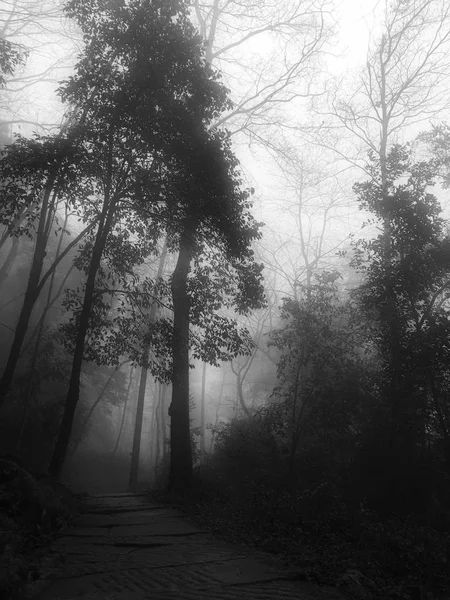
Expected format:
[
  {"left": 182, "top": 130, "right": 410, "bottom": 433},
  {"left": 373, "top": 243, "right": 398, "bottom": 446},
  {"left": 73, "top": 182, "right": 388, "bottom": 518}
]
[{"left": 2, "top": 0, "right": 450, "bottom": 597}]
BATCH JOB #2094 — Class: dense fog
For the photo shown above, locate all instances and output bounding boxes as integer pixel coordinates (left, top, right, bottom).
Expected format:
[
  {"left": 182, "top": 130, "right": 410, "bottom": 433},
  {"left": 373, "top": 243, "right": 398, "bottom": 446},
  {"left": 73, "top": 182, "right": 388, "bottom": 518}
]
[{"left": 2, "top": 1, "right": 450, "bottom": 595}]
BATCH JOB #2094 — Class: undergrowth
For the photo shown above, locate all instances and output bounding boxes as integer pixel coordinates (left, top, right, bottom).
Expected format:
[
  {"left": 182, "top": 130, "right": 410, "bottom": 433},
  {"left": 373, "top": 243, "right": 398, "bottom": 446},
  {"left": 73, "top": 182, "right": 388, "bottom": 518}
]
[
  {"left": 152, "top": 416, "right": 450, "bottom": 600},
  {"left": 0, "top": 455, "right": 78, "bottom": 600}
]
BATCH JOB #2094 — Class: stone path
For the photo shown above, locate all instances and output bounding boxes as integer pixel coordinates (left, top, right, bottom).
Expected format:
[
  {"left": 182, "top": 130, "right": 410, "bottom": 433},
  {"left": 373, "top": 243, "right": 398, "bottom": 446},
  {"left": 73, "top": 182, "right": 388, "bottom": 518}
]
[{"left": 35, "top": 493, "right": 344, "bottom": 600}]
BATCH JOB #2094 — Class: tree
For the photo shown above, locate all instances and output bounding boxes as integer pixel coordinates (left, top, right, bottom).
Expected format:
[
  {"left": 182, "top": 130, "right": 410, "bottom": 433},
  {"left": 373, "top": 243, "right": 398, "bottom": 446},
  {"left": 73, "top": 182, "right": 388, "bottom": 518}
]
[
  {"left": 316, "top": 0, "right": 450, "bottom": 170},
  {"left": 269, "top": 271, "right": 364, "bottom": 481},
  {"left": 166, "top": 142, "right": 265, "bottom": 491},
  {"left": 307, "top": 2, "right": 450, "bottom": 507},
  {"left": 0, "top": 0, "right": 79, "bottom": 135},
  {"left": 193, "top": 0, "right": 334, "bottom": 146},
  {"left": 0, "top": 134, "right": 95, "bottom": 409},
  {"left": 48, "top": 0, "right": 265, "bottom": 482},
  {"left": 351, "top": 142, "right": 450, "bottom": 513},
  {"left": 311, "top": 0, "right": 450, "bottom": 295},
  {"left": 111, "top": 366, "right": 135, "bottom": 461},
  {"left": 0, "top": 38, "right": 28, "bottom": 89}
]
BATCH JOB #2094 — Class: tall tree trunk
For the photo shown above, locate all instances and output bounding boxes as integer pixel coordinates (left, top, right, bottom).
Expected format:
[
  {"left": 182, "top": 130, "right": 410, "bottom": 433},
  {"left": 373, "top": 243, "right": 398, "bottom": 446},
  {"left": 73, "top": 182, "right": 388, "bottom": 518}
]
[
  {"left": 49, "top": 220, "right": 114, "bottom": 476},
  {"left": 209, "top": 368, "right": 225, "bottom": 453},
  {"left": 129, "top": 241, "right": 167, "bottom": 491},
  {"left": 49, "top": 142, "right": 117, "bottom": 478},
  {"left": 70, "top": 360, "right": 129, "bottom": 459},
  {"left": 149, "top": 389, "right": 158, "bottom": 477},
  {"left": 154, "top": 383, "right": 162, "bottom": 469},
  {"left": 200, "top": 361, "right": 206, "bottom": 457},
  {"left": 111, "top": 367, "right": 134, "bottom": 461},
  {"left": 17, "top": 209, "right": 71, "bottom": 451},
  {"left": 22, "top": 262, "right": 75, "bottom": 356},
  {"left": 0, "top": 177, "right": 58, "bottom": 409},
  {"left": 129, "top": 364, "right": 148, "bottom": 492},
  {"left": 160, "top": 383, "right": 168, "bottom": 460},
  {"left": 0, "top": 211, "right": 93, "bottom": 409},
  {"left": 168, "top": 221, "right": 195, "bottom": 494},
  {"left": 378, "top": 38, "right": 406, "bottom": 459}
]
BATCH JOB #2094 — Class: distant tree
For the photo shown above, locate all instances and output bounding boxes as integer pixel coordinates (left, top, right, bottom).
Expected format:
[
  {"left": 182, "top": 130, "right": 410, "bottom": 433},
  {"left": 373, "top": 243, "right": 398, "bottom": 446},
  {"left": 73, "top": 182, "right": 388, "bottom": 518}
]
[
  {"left": 269, "top": 271, "right": 364, "bottom": 480},
  {"left": 0, "top": 0, "right": 79, "bottom": 134},
  {"left": 0, "top": 134, "right": 95, "bottom": 409},
  {"left": 316, "top": 0, "right": 450, "bottom": 176}
]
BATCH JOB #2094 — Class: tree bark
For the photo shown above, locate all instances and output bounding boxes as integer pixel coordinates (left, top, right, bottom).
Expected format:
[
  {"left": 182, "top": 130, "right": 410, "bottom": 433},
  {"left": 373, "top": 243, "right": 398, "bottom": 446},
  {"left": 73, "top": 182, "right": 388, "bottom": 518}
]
[
  {"left": 168, "top": 220, "right": 195, "bottom": 494},
  {"left": 209, "top": 368, "right": 225, "bottom": 453},
  {"left": 0, "top": 176, "right": 58, "bottom": 409},
  {"left": 160, "top": 383, "right": 168, "bottom": 460},
  {"left": 200, "top": 361, "right": 206, "bottom": 457},
  {"left": 49, "top": 131, "right": 117, "bottom": 478},
  {"left": 154, "top": 383, "right": 163, "bottom": 468},
  {"left": 129, "top": 363, "right": 148, "bottom": 492},
  {"left": 22, "top": 262, "right": 75, "bottom": 356},
  {"left": 111, "top": 367, "right": 134, "bottom": 460},
  {"left": 16, "top": 209, "right": 71, "bottom": 451}
]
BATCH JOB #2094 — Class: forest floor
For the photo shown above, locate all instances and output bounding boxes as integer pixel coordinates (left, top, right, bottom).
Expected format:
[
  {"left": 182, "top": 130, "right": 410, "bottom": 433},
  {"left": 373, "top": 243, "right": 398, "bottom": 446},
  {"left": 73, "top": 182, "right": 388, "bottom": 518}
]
[{"left": 32, "top": 492, "right": 347, "bottom": 600}]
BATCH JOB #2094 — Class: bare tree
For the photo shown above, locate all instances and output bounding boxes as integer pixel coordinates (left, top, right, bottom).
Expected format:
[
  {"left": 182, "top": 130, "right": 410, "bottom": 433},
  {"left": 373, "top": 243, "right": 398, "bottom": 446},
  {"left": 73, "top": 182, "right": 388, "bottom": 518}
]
[
  {"left": 313, "top": 0, "right": 450, "bottom": 177},
  {"left": 0, "top": 0, "right": 79, "bottom": 135},
  {"left": 193, "top": 0, "right": 335, "bottom": 148}
]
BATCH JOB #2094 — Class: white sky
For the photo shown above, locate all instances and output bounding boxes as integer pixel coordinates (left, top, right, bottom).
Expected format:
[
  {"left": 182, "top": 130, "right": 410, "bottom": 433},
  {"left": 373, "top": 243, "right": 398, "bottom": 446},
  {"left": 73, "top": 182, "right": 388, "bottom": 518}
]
[
  {"left": 2, "top": 0, "right": 381, "bottom": 134},
  {"left": 4, "top": 0, "right": 446, "bottom": 281}
]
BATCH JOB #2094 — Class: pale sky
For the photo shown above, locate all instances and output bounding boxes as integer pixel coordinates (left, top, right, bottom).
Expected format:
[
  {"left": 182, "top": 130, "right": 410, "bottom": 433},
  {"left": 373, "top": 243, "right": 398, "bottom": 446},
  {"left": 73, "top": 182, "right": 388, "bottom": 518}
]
[{"left": 2, "top": 0, "right": 381, "bottom": 136}]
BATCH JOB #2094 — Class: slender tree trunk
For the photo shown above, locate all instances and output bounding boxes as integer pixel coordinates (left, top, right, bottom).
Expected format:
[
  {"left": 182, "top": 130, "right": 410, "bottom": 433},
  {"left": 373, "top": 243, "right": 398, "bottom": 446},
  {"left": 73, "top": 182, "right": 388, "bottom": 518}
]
[
  {"left": 0, "top": 211, "right": 93, "bottom": 410},
  {"left": 168, "top": 221, "right": 195, "bottom": 494},
  {"left": 160, "top": 383, "right": 168, "bottom": 460},
  {"left": 49, "top": 153, "right": 117, "bottom": 478},
  {"left": 154, "top": 383, "right": 163, "bottom": 469},
  {"left": 129, "top": 241, "right": 167, "bottom": 491},
  {"left": 378, "top": 40, "right": 406, "bottom": 455},
  {"left": 209, "top": 369, "right": 225, "bottom": 453},
  {"left": 17, "top": 209, "right": 71, "bottom": 450},
  {"left": 111, "top": 367, "right": 134, "bottom": 461},
  {"left": 70, "top": 360, "right": 129, "bottom": 459},
  {"left": 200, "top": 361, "right": 206, "bottom": 457},
  {"left": 236, "top": 368, "right": 251, "bottom": 417},
  {"left": 0, "top": 177, "right": 58, "bottom": 408},
  {"left": 153, "top": 383, "right": 162, "bottom": 472},
  {"left": 0, "top": 235, "right": 20, "bottom": 287},
  {"left": 129, "top": 363, "right": 148, "bottom": 492},
  {"left": 149, "top": 390, "right": 158, "bottom": 476},
  {"left": 22, "top": 262, "right": 75, "bottom": 355},
  {"left": 49, "top": 221, "right": 113, "bottom": 476}
]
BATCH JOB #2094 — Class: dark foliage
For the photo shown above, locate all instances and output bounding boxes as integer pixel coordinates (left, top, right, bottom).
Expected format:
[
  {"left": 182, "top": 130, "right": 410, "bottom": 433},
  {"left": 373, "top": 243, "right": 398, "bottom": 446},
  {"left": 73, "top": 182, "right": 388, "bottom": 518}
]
[
  {"left": 166, "top": 143, "right": 450, "bottom": 599},
  {"left": 0, "top": 456, "right": 78, "bottom": 599}
]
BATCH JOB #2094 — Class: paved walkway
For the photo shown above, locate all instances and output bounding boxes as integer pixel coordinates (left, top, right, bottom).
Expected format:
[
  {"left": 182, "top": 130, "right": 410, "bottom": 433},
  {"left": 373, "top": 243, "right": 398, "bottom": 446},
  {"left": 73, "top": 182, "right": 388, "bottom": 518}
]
[{"left": 35, "top": 493, "right": 345, "bottom": 600}]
